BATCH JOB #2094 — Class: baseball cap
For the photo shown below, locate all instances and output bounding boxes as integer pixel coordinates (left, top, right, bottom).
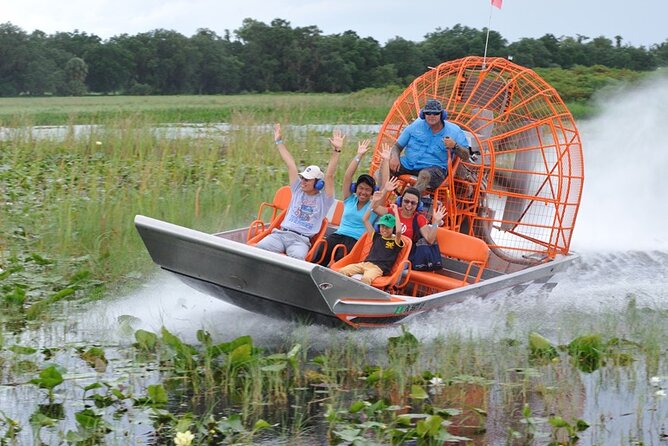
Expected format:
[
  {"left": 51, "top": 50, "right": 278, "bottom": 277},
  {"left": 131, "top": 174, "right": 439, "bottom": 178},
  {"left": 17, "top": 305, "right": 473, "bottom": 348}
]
[
  {"left": 378, "top": 214, "right": 396, "bottom": 227},
  {"left": 299, "top": 165, "right": 324, "bottom": 180},
  {"left": 423, "top": 99, "right": 443, "bottom": 113}
]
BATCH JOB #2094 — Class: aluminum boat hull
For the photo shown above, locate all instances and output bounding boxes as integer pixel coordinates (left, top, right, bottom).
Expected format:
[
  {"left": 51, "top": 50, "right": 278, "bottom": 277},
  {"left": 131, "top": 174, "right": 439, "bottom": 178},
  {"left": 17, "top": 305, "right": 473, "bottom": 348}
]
[{"left": 135, "top": 215, "right": 576, "bottom": 328}]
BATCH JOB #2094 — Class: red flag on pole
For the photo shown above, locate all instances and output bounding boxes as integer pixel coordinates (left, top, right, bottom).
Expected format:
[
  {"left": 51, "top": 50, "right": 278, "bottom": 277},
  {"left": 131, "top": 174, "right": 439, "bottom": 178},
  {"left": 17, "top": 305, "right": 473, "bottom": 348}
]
[{"left": 491, "top": 0, "right": 502, "bottom": 9}]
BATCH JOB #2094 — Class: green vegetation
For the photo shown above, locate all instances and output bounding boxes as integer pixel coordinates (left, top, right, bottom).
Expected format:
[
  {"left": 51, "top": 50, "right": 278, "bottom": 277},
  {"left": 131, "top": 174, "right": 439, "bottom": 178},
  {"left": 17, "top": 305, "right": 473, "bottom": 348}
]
[
  {"left": 0, "top": 106, "right": 385, "bottom": 321},
  {"left": 1, "top": 315, "right": 665, "bottom": 444},
  {"left": 0, "top": 91, "right": 398, "bottom": 126},
  {"left": 1, "top": 19, "right": 666, "bottom": 98}
]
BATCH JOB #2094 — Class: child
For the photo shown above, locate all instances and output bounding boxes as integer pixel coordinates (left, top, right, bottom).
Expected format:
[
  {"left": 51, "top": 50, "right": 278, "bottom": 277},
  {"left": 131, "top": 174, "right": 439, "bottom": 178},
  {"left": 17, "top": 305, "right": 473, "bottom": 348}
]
[{"left": 338, "top": 199, "right": 403, "bottom": 285}]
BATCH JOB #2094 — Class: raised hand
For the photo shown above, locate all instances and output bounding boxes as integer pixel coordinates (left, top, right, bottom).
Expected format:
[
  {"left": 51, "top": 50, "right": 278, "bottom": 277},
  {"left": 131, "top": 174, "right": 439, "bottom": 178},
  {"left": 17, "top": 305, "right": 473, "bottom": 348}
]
[
  {"left": 389, "top": 149, "right": 400, "bottom": 172},
  {"left": 329, "top": 128, "right": 345, "bottom": 152},
  {"left": 380, "top": 143, "right": 392, "bottom": 161},
  {"left": 274, "top": 123, "right": 282, "bottom": 142},
  {"left": 384, "top": 176, "right": 399, "bottom": 193},
  {"left": 371, "top": 190, "right": 385, "bottom": 207},
  {"left": 432, "top": 204, "right": 447, "bottom": 225},
  {"left": 357, "top": 139, "right": 371, "bottom": 156},
  {"left": 390, "top": 202, "right": 399, "bottom": 216}
]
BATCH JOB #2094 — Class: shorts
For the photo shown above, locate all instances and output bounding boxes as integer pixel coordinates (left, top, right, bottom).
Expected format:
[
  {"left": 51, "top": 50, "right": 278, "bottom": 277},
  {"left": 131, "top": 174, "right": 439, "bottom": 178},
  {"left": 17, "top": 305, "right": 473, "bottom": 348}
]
[{"left": 396, "top": 164, "right": 447, "bottom": 191}]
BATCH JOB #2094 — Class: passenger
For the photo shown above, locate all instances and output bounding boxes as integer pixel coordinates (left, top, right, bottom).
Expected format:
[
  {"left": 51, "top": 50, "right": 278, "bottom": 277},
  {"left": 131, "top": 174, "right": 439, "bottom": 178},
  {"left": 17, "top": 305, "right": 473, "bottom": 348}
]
[
  {"left": 317, "top": 139, "right": 385, "bottom": 266},
  {"left": 255, "top": 123, "right": 342, "bottom": 260},
  {"left": 372, "top": 183, "right": 446, "bottom": 246},
  {"left": 389, "top": 99, "right": 470, "bottom": 195},
  {"left": 337, "top": 201, "right": 403, "bottom": 285}
]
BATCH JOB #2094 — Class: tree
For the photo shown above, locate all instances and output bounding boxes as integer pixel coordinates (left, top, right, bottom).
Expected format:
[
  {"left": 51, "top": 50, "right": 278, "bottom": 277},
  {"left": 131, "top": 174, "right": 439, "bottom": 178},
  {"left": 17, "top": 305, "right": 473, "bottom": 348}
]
[
  {"left": 650, "top": 40, "right": 668, "bottom": 67},
  {"left": 557, "top": 36, "right": 589, "bottom": 68},
  {"left": 508, "top": 38, "right": 553, "bottom": 67},
  {"left": 0, "top": 22, "right": 30, "bottom": 95},
  {"left": 84, "top": 42, "right": 134, "bottom": 93},
  {"left": 381, "top": 37, "right": 423, "bottom": 85},
  {"left": 150, "top": 29, "right": 197, "bottom": 94},
  {"left": 61, "top": 57, "right": 88, "bottom": 95},
  {"left": 235, "top": 18, "right": 282, "bottom": 91},
  {"left": 190, "top": 28, "right": 242, "bottom": 94},
  {"left": 419, "top": 25, "right": 506, "bottom": 67},
  {"left": 235, "top": 18, "right": 321, "bottom": 92},
  {"left": 313, "top": 31, "right": 382, "bottom": 92}
]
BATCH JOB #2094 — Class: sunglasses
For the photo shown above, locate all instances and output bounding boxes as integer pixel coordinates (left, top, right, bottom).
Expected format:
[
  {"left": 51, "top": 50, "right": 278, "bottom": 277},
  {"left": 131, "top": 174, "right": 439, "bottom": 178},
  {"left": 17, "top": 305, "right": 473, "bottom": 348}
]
[
  {"left": 402, "top": 199, "right": 419, "bottom": 205},
  {"left": 423, "top": 111, "right": 441, "bottom": 116}
]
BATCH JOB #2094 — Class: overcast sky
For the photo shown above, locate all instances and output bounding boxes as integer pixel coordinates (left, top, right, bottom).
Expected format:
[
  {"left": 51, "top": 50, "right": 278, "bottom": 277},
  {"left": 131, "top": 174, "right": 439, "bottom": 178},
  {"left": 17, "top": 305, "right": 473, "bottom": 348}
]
[{"left": 2, "top": 0, "right": 666, "bottom": 48}]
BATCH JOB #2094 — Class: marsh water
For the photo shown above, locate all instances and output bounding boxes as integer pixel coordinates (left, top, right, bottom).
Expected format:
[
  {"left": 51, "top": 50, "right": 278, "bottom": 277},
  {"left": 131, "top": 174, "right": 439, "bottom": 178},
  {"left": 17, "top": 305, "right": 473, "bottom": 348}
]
[{"left": 2, "top": 77, "right": 668, "bottom": 445}]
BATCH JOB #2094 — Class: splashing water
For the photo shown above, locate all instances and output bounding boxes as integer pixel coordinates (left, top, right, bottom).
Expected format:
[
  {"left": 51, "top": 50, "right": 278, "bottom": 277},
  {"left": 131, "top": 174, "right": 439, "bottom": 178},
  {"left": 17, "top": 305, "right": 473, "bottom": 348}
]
[{"left": 573, "top": 72, "right": 668, "bottom": 253}]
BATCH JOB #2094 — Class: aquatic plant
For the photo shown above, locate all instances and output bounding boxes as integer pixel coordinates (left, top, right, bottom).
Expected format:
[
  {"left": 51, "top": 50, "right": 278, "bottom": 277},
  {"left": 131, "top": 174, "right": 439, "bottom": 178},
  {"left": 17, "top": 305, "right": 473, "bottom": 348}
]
[{"left": 28, "top": 364, "right": 64, "bottom": 404}]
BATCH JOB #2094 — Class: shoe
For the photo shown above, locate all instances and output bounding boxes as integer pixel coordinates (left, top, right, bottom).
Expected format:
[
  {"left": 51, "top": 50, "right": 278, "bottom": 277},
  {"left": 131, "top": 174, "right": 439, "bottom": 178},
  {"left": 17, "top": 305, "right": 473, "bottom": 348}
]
[
  {"left": 455, "top": 145, "right": 470, "bottom": 161},
  {"left": 421, "top": 196, "right": 433, "bottom": 215}
]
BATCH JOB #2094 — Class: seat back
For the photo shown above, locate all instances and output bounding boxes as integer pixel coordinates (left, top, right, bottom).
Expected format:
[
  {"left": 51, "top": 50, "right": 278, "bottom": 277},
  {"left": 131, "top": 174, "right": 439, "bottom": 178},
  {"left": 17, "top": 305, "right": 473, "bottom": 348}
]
[
  {"left": 330, "top": 232, "right": 374, "bottom": 269},
  {"left": 305, "top": 218, "right": 329, "bottom": 263},
  {"left": 330, "top": 200, "right": 345, "bottom": 226},
  {"left": 247, "top": 186, "right": 292, "bottom": 241},
  {"left": 247, "top": 211, "right": 286, "bottom": 246},
  {"left": 436, "top": 227, "right": 489, "bottom": 282},
  {"left": 436, "top": 228, "right": 488, "bottom": 262}
]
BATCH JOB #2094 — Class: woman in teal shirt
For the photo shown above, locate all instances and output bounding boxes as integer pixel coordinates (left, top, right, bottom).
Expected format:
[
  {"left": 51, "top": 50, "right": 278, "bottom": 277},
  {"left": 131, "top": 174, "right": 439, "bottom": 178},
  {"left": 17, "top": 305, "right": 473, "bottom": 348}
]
[{"left": 317, "top": 139, "right": 380, "bottom": 265}]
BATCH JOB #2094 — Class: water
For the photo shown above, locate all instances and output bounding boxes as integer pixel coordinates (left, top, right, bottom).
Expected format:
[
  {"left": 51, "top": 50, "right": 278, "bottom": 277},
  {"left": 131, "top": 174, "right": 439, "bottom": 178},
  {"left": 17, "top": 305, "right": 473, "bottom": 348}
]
[
  {"left": 0, "top": 123, "right": 381, "bottom": 141},
  {"left": 3, "top": 77, "right": 668, "bottom": 444}
]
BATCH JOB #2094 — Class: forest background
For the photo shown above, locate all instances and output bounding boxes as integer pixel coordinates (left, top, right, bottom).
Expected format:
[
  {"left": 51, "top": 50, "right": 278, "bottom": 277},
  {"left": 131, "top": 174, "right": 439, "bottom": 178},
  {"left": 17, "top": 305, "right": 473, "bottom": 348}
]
[{"left": 1, "top": 18, "right": 666, "bottom": 102}]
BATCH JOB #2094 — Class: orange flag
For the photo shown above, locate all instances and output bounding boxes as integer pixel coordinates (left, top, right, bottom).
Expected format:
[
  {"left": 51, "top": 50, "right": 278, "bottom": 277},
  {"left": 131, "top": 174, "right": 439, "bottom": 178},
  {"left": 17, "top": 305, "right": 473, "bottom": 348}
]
[{"left": 491, "top": 0, "right": 502, "bottom": 8}]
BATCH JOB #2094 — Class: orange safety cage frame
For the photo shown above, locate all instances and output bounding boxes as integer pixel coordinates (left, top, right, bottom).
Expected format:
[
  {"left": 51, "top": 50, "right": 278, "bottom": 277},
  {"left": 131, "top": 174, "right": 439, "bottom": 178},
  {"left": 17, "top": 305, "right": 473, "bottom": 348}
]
[{"left": 369, "top": 56, "right": 584, "bottom": 264}]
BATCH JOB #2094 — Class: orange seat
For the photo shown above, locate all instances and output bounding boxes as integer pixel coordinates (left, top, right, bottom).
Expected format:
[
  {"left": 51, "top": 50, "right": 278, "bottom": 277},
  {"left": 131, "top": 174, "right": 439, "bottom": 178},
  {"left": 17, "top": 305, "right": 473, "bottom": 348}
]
[
  {"left": 321, "top": 200, "right": 354, "bottom": 264},
  {"left": 330, "top": 232, "right": 412, "bottom": 290},
  {"left": 408, "top": 227, "right": 489, "bottom": 294},
  {"left": 247, "top": 186, "right": 292, "bottom": 241},
  {"left": 330, "top": 200, "right": 344, "bottom": 226},
  {"left": 305, "top": 218, "right": 329, "bottom": 263}
]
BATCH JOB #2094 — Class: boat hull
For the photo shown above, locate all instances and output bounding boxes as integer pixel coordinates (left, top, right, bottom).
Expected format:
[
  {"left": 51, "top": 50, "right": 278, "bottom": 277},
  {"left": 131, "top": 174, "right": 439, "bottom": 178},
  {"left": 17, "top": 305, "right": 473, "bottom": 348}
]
[{"left": 135, "top": 215, "right": 576, "bottom": 328}]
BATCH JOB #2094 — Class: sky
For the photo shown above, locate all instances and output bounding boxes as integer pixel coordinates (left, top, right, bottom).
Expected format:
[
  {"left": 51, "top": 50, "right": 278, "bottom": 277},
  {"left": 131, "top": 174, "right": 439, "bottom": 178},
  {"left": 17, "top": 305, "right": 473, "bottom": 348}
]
[{"left": 2, "top": 0, "right": 666, "bottom": 48}]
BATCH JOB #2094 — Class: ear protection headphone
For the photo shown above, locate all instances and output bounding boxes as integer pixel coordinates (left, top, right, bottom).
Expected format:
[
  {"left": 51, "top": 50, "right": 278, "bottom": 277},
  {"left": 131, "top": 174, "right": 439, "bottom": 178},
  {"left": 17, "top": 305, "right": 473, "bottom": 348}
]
[
  {"left": 419, "top": 108, "right": 448, "bottom": 120},
  {"left": 350, "top": 174, "right": 379, "bottom": 193},
  {"left": 314, "top": 178, "right": 325, "bottom": 190},
  {"left": 396, "top": 194, "right": 423, "bottom": 212}
]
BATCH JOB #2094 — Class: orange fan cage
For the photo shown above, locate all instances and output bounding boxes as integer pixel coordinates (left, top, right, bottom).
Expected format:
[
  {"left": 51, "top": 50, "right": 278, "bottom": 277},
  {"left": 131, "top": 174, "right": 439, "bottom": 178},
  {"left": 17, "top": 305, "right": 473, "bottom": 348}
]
[{"left": 369, "top": 56, "right": 584, "bottom": 266}]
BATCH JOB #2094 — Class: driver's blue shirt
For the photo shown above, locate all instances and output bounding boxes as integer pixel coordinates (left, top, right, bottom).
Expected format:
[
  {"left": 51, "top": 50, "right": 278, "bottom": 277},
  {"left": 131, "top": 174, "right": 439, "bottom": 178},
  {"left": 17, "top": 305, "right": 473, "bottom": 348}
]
[{"left": 396, "top": 119, "right": 469, "bottom": 171}]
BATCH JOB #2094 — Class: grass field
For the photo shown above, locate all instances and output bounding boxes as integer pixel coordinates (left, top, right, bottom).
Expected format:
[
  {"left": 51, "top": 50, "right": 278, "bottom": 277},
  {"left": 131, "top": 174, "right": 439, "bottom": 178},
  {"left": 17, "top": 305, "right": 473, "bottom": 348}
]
[
  {"left": 0, "top": 88, "right": 596, "bottom": 127},
  {"left": 0, "top": 91, "right": 400, "bottom": 126}
]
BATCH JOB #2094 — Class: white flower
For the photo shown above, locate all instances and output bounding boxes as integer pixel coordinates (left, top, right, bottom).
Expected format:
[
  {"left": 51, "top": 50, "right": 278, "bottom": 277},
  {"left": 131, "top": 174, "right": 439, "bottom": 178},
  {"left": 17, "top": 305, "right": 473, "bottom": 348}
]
[
  {"left": 650, "top": 376, "right": 662, "bottom": 387},
  {"left": 429, "top": 377, "right": 444, "bottom": 386},
  {"left": 655, "top": 389, "right": 666, "bottom": 398},
  {"left": 174, "top": 430, "right": 195, "bottom": 446},
  {"left": 95, "top": 141, "right": 102, "bottom": 146}
]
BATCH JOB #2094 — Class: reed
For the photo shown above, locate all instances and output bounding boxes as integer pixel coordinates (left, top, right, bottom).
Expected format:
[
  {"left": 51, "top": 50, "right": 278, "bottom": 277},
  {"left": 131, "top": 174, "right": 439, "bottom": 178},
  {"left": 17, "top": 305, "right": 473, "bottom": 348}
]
[{"left": 0, "top": 92, "right": 396, "bottom": 126}]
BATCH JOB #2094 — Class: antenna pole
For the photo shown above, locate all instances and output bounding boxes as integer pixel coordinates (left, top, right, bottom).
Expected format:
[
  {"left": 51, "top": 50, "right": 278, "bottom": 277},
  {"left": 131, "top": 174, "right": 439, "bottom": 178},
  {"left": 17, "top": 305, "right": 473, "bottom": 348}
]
[{"left": 483, "top": 2, "right": 494, "bottom": 68}]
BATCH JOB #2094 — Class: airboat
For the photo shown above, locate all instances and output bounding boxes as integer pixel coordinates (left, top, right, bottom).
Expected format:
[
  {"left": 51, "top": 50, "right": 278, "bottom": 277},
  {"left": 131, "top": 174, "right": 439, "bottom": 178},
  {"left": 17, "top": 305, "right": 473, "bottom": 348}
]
[{"left": 135, "top": 56, "right": 584, "bottom": 328}]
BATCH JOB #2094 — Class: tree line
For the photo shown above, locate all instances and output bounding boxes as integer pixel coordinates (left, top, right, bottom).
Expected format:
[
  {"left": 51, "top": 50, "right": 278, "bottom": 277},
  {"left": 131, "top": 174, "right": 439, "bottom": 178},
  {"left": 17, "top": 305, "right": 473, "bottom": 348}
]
[{"left": 1, "top": 19, "right": 666, "bottom": 97}]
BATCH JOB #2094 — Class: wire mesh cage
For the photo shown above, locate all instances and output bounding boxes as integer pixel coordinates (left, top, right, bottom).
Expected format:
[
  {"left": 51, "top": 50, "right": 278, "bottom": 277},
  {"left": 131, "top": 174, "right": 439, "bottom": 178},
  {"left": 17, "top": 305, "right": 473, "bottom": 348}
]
[{"left": 370, "top": 56, "right": 584, "bottom": 265}]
